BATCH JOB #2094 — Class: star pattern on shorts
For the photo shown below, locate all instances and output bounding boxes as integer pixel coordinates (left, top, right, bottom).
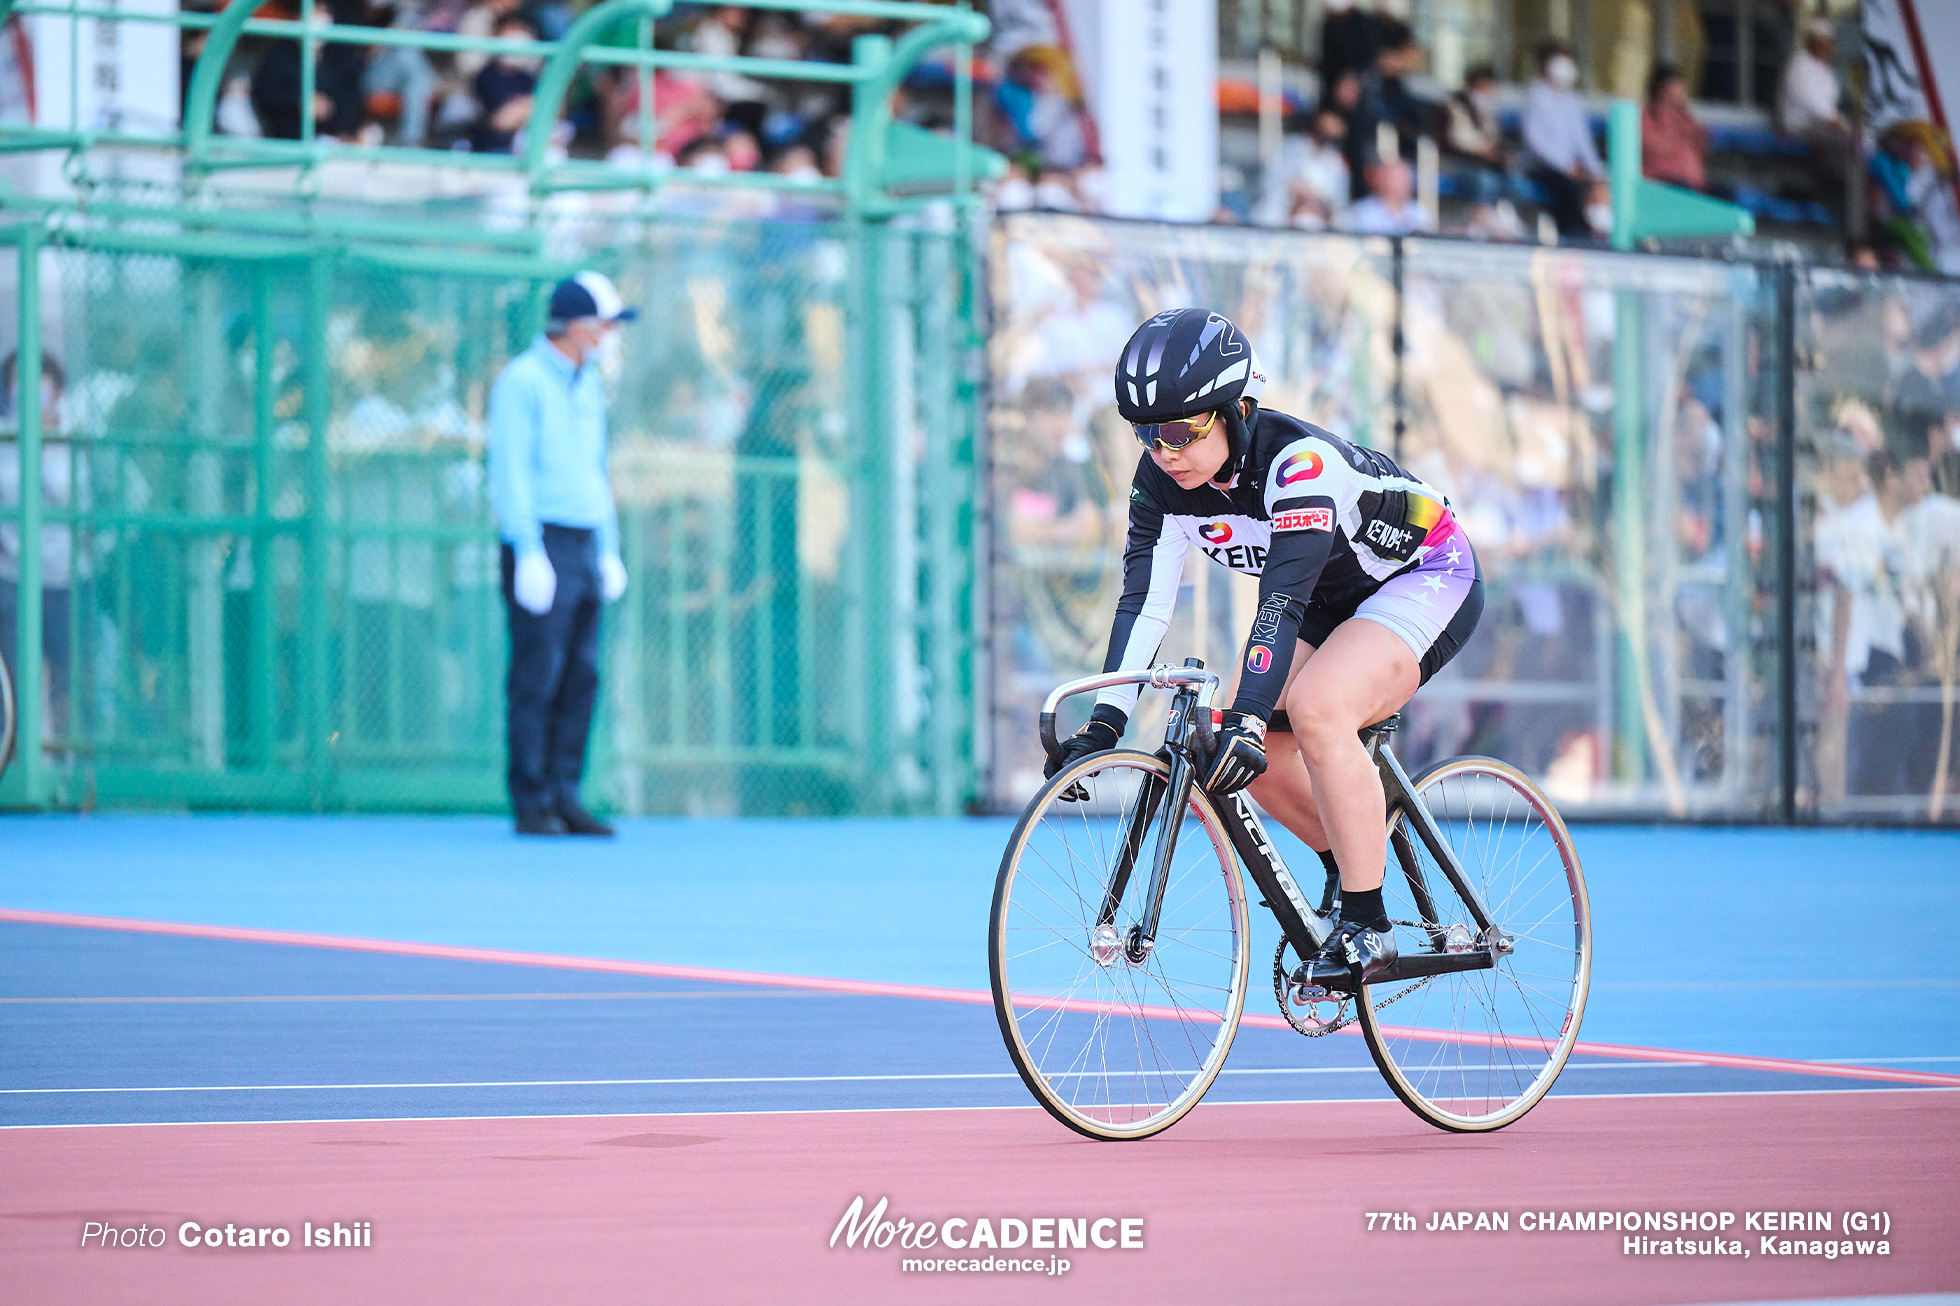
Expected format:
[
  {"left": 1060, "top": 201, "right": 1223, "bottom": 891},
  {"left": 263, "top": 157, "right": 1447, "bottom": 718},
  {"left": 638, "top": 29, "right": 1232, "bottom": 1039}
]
[
  {"left": 1421, "top": 574, "right": 1447, "bottom": 592},
  {"left": 1446, "top": 546, "right": 1464, "bottom": 565}
]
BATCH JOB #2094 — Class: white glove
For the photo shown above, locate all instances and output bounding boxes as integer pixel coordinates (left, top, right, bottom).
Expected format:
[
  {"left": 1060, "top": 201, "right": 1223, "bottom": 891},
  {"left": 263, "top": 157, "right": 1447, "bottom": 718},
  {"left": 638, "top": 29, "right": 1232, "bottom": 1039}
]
[
  {"left": 599, "top": 553, "right": 628, "bottom": 603},
  {"left": 513, "top": 550, "right": 557, "bottom": 615}
]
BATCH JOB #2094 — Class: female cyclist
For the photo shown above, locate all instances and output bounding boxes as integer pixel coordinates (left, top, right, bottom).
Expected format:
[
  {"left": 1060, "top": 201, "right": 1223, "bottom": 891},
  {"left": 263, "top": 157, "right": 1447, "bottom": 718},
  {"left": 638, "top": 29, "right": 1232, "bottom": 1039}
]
[{"left": 1044, "top": 307, "right": 1484, "bottom": 981}]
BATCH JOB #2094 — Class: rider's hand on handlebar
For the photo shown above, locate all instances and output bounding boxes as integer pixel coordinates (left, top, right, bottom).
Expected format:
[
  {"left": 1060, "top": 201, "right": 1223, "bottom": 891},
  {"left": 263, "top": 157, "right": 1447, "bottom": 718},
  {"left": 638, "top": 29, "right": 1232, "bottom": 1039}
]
[
  {"left": 1046, "top": 704, "right": 1128, "bottom": 800},
  {"left": 1203, "top": 710, "right": 1268, "bottom": 796}
]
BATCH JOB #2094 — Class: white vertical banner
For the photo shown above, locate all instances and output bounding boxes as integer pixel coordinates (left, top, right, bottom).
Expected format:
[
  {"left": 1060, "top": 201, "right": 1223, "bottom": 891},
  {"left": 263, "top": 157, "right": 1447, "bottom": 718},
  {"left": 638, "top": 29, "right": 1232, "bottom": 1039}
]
[
  {"left": 29, "top": 0, "right": 181, "bottom": 136},
  {"left": 1086, "top": 0, "right": 1217, "bottom": 223}
]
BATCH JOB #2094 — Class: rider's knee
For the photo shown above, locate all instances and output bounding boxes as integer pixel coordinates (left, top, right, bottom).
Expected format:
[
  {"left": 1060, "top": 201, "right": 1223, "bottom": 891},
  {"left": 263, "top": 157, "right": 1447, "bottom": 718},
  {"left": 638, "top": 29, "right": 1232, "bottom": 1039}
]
[{"left": 1285, "top": 698, "right": 1351, "bottom": 761}]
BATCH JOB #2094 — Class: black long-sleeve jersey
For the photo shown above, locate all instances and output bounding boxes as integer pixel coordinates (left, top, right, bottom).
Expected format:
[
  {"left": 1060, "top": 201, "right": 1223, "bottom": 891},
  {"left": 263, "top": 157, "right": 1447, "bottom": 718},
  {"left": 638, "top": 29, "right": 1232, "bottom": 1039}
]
[{"left": 1097, "top": 409, "right": 1455, "bottom": 721}]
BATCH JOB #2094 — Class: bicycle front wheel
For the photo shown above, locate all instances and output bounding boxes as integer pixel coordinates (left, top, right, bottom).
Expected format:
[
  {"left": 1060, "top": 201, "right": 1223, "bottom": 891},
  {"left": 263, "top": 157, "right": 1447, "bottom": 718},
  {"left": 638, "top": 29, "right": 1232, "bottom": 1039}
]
[
  {"left": 1359, "top": 756, "right": 1591, "bottom": 1132},
  {"left": 990, "top": 750, "right": 1251, "bottom": 1141}
]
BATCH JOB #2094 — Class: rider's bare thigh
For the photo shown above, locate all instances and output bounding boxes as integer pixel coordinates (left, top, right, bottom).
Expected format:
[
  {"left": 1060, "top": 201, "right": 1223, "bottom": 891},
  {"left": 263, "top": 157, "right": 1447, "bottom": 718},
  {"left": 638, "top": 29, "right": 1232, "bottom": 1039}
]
[{"left": 1219, "top": 637, "right": 1318, "bottom": 735}]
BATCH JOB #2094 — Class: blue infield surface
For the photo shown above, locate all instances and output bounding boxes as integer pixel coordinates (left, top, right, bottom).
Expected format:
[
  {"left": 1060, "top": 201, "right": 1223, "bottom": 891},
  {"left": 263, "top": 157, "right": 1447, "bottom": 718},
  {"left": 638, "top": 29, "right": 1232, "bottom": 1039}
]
[{"left": 2, "top": 816, "right": 1957, "bottom": 1128}]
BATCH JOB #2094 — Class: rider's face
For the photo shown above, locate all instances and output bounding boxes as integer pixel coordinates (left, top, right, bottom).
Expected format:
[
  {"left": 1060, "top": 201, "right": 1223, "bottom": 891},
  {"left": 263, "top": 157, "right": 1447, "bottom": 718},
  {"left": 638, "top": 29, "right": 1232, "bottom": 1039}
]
[{"left": 1149, "top": 416, "right": 1233, "bottom": 488}]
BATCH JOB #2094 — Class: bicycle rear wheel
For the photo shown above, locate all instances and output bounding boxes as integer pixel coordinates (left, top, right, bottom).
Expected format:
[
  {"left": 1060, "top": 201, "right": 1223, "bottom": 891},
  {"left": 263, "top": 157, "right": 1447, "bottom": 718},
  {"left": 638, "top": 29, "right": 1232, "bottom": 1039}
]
[
  {"left": 1358, "top": 756, "right": 1590, "bottom": 1132},
  {"left": 0, "top": 652, "right": 15, "bottom": 783},
  {"left": 990, "top": 750, "right": 1250, "bottom": 1141}
]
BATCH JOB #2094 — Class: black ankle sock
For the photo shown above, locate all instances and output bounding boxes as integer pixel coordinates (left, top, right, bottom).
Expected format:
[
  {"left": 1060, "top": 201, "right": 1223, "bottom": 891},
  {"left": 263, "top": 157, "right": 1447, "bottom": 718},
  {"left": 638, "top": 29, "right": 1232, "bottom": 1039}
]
[
  {"left": 1340, "top": 886, "right": 1388, "bottom": 931},
  {"left": 1316, "top": 849, "right": 1340, "bottom": 880}
]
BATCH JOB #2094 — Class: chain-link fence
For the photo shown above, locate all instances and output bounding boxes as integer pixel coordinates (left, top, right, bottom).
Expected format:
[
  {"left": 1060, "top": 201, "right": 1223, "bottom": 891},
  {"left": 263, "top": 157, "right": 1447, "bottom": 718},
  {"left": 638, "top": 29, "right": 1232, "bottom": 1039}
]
[
  {"left": 989, "top": 213, "right": 1957, "bottom": 825},
  {"left": 0, "top": 211, "right": 981, "bottom": 815},
  {"left": 1797, "top": 269, "right": 1960, "bottom": 823},
  {"left": 8, "top": 209, "right": 1960, "bottom": 822}
]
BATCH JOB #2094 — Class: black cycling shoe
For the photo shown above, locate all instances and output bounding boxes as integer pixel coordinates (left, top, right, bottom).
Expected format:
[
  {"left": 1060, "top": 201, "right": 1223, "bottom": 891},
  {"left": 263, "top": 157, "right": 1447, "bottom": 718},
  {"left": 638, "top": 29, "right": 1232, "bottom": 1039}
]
[
  {"left": 1299, "top": 918, "right": 1398, "bottom": 986},
  {"left": 514, "top": 808, "right": 567, "bottom": 836},
  {"left": 557, "top": 802, "right": 616, "bottom": 838}
]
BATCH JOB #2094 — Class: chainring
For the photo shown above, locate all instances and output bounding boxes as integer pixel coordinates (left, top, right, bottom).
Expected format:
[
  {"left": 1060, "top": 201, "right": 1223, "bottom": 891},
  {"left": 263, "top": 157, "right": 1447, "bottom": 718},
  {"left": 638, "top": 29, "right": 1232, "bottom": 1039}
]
[{"left": 1272, "top": 938, "right": 1351, "bottom": 1037}]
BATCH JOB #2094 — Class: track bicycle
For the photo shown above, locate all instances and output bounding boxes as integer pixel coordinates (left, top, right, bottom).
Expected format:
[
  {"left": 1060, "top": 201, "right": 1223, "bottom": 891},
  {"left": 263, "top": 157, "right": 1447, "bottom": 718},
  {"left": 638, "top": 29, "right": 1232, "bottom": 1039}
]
[{"left": 989, "top": 660, "right": 1591, "bottom": 1139}]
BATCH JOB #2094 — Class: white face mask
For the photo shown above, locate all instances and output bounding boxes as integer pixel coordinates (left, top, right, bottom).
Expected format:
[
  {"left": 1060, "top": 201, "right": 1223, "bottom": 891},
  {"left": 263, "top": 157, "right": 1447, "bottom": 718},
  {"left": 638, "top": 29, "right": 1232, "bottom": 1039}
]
[
  {"left": 596, "top": 329, "right": 624, "bottom": 379},
  {"left": 1548, "top": 56, "right": 1579, "bottom": 90}
]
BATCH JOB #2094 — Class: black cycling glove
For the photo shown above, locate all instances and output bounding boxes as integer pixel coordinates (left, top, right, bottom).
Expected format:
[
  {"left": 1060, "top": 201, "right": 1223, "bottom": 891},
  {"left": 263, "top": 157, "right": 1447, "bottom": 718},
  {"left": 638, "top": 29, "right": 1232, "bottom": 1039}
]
[
  {"left": 1203, "top": 710, "right": 1268, "bottom": 796},
  {"left": 1045, "top": 703, "right": 1128, "bottom": 799}
]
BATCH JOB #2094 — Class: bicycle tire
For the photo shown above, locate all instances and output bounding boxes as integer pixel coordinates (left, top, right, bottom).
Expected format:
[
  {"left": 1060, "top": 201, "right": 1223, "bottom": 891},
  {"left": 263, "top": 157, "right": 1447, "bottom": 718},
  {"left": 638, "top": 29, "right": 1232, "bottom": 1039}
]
[
  {"left": 1357, "top": 755, "right": 1591, "bottom": 1132},
  {"left": 990, "top": 749, "right": 1251, "bottom": 1141},
  {"left": 0, "top": 651, "right": 15, "bottom": 784}
]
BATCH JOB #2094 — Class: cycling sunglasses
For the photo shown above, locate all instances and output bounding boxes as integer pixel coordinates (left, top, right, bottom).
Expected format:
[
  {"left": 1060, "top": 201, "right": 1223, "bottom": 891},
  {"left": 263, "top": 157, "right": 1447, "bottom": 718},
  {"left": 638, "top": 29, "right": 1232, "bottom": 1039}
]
[{"left": 1131, "top": 407, "right": 1220, "bottom": 451}]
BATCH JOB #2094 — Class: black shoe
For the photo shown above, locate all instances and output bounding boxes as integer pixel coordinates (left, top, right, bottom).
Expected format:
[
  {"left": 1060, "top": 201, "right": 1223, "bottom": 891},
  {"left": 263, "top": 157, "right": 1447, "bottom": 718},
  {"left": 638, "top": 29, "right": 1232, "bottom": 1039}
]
[
  {"left": 515, "top": 809, "right": 567, "bottom": 836},
  {"left": 1299, "top": 918, "right": 1398, "bottom": 986},
  {"left": 557, "top": 802, "right": 615, "bottom": 837}
]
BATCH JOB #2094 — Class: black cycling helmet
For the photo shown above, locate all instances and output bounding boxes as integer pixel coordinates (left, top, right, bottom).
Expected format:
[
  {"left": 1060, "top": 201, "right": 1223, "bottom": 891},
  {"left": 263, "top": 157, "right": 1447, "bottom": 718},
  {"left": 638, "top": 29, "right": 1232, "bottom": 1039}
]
[{"left": 1113, "top": 308, "right": 1266, "bottom": 425}]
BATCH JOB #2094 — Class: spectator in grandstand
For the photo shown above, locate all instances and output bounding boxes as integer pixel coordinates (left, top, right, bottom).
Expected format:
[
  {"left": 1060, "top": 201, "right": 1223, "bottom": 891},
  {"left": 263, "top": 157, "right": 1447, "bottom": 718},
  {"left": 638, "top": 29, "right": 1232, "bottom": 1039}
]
[
  {"left": 994, "top": 45, "right": 1093, "bottom": 174},
  {"left": 453, "top": 0, "right": 520, "bottom": 82},
  {"left": 1445, "top": 63, "right": 1506, "bottom": 184},
  {"left": 1444, "top": 63, "right": 1524, "bottom": 236},
  {"left": 1342, "top": 157, "right": 1432, "bottom": 235},
  {"left": 1869, "top": 121, "right": 1960, "bottom": 276},
  {"left": 1006, "top": 377, "right": 1105, "bottom": 551},
  {"left": 0, "top": 351, "right": 75, "bottom": 740},
  {"left": 1895, "top": 302, "right": 1960, "bottom": 438},
  {"left": 251, "top": 0, "right": 364, "bottom": 140},
  {"left": 1779, "top": 19, "right": 1847, "bottom": 149},
  {"left": 1522, "top": 40, "right": 1604, "bottom": 238},
  {"left": 1641, "top": 62, "right": 1708, "bottom": 192},
  {"left": 362, "top": 0, "right": 440, "bottom": 146},
  {"left": 469, "top": 10, "right": 540, "bottom": 154},
  {"left": 682, "top": 5, "right": 769, "bottom": 139},
  {"left": 488, "top": 273, "right": 636, "bottom": 837},
  {"left": 1323, "top": 69, "right": 1380, "bottom": 200},
  {"left": 1374, "top": 16, "right": 1436, "bottom": 161},
  {"left": 1256, "top": 108, "right": 1351, "bottom": 230},
  {"left": 1779, "top": 18, "right": 1851, "bottom": 213},
  {"left": 1318, "top": 0, "right": 1384, "bottom": 96}
]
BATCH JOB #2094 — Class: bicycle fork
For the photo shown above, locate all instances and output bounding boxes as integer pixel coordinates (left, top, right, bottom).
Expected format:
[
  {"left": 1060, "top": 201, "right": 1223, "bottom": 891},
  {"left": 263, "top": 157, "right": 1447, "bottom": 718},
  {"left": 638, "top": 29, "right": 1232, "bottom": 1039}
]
[{"left": 1095, "top": 683, "right": 1206, "bottom": 964}]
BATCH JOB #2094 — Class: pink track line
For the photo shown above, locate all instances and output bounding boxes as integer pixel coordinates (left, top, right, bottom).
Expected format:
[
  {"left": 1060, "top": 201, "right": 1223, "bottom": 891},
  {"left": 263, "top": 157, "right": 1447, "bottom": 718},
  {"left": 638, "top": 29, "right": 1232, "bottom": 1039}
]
[{"left": 6, "top": 905, "right": 1959, "bottom": 1090}]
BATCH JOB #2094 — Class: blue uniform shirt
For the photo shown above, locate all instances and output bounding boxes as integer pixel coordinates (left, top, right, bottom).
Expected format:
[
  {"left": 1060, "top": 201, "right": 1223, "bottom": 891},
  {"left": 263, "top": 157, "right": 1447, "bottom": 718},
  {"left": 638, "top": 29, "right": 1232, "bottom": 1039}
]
[{"left": 487, "top": 335, "right": 619, "bottom": 558}]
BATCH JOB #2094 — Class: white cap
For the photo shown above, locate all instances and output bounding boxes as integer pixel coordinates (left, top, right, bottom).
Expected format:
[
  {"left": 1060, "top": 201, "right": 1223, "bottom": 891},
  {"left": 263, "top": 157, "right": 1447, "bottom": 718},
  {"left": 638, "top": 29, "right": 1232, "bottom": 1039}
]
[{"left": 548, "top": 271, "right": 638, "bottom": 324}]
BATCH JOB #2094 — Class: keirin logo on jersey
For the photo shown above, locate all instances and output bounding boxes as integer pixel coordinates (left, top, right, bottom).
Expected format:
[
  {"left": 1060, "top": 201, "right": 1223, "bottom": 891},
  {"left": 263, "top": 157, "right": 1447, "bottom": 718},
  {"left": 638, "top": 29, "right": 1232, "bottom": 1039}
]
[
  {"left": 1274, "top": 449, "right": 1323, "bottom": 485},
  {"left": 1197, "top": 521, "right": 1234, "bottom": 544},
  {"left": 1246, "top": 592, "right": 1290, "bottom": 673}
]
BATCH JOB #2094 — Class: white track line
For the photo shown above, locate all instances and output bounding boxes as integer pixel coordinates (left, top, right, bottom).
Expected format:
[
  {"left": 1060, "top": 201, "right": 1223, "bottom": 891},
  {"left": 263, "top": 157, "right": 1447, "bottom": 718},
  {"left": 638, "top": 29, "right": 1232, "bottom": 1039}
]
[
  {"left": 0, "top": 1060, "right": 1895, "bottom": 1095},
  {"left": 0, "top": 1086, "right": 1955, "bottom": 1131}
]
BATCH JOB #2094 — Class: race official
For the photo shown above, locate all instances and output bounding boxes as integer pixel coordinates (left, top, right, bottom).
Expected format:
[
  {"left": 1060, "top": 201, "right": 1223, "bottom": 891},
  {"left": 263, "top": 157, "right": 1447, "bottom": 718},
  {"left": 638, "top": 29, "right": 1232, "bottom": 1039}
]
[{"left": 488, "top": 272, "right": 635, "bottom": 836}]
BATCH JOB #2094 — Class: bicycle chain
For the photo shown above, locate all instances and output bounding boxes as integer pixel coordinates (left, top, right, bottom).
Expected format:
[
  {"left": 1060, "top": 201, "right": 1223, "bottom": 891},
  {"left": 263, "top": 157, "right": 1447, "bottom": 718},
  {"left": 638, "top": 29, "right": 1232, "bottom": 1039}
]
[{"left": 1271, "top": 930, "right": 1440, "bottom": 1038}]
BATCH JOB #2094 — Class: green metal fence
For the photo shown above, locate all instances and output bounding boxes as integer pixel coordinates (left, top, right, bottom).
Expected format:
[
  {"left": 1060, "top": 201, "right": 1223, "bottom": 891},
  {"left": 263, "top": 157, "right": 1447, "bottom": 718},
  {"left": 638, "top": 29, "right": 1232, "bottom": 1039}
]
[{"left": 0, "top": 211, "right": 983, "bottom": 814}]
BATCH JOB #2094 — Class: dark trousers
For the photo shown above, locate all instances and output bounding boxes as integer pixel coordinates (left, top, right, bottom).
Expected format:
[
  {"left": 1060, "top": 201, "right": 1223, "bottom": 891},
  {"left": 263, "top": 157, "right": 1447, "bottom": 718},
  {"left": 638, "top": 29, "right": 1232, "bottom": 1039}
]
[
  {"left": 501, "top": 525, "right": 602, "bottom": 815},
  {"left": 1529, "top": 165, "right": 1590, "bottom": 237}
]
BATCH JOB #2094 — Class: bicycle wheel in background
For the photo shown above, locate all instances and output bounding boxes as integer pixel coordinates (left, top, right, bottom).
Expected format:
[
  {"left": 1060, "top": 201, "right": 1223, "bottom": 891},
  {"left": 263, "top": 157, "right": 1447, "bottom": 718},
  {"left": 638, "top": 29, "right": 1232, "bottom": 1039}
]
[
  {"left": 990, "top": 750, "right": 1251, "bottom": 1141},
  {"left": 1359, "top": 756, "right": 1591, "bottom": 1132},
  {"left": 0, "top": 652, "right": 15, "bottom": 783}
]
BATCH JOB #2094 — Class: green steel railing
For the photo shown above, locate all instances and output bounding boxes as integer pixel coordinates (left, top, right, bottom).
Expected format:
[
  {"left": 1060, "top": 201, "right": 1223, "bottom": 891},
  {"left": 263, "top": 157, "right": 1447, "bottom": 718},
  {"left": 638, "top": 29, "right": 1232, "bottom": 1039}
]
[
  {"left": 0, "top": 0, "right": 1001, "bottom": 213},
  {"left": 0, "top": 0, "right": 996, "bottom": 813},
  {"left": 0, "top": 210, "right": 985, "bottom": 814}
]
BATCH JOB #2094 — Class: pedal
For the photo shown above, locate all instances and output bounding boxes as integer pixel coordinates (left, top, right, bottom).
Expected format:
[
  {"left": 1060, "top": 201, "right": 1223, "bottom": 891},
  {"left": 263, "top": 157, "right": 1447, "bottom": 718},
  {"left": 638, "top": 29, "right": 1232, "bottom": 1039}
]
[{"left": 1272, "top": 939, "right": 1353, "bottom": 1038}]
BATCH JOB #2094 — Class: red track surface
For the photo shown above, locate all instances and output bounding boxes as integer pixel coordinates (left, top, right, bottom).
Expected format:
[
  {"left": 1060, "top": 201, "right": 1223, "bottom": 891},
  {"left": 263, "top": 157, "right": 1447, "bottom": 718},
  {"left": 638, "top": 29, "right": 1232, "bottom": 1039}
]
[{"left": 6, "top": 1092, "right": 1956, "bottom": 1304}]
